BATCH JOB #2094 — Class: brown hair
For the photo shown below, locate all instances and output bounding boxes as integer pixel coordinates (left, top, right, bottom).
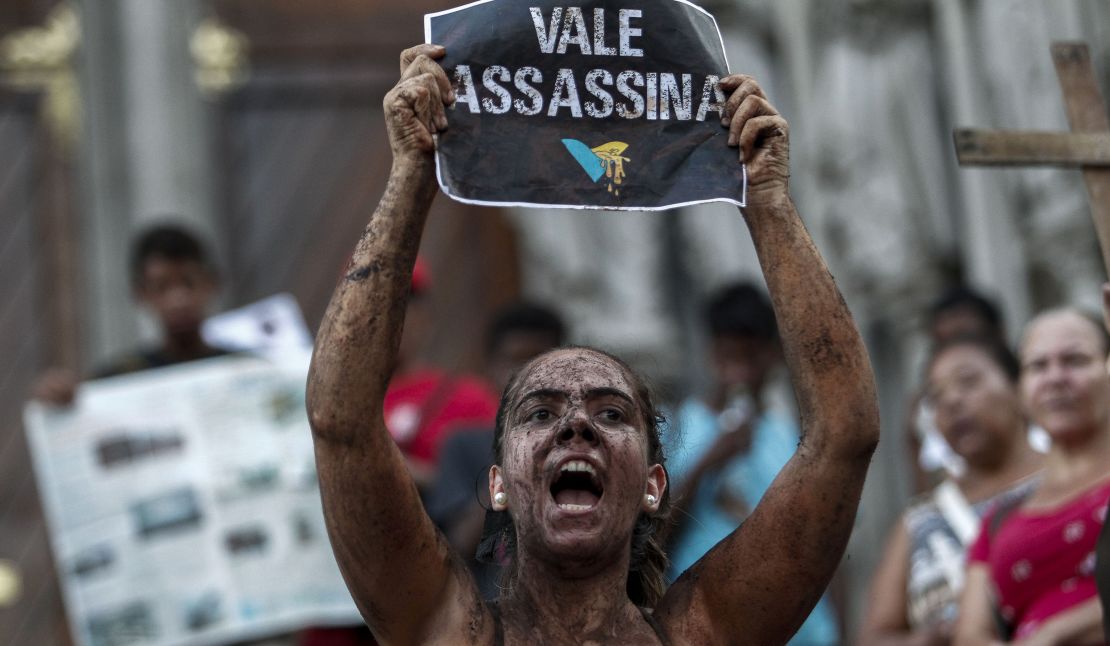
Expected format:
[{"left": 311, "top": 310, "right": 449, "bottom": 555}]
[{"left": 479, "top": 346, "right": 672, "bottom": 607}]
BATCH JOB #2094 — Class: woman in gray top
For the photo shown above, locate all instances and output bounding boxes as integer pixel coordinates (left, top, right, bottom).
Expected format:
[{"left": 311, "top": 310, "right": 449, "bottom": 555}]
[{"left": 861, "top": 336, "right": 1041, "bottom": 646}]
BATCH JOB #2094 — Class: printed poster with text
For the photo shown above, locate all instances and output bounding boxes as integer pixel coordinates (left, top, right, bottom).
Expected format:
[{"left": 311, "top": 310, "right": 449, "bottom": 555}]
[
  {"left": 24, "top": 353, "right": 361, "bottom": 646},
  {"left": 425, "top": 0, "right": 746, "bottom": 210}
]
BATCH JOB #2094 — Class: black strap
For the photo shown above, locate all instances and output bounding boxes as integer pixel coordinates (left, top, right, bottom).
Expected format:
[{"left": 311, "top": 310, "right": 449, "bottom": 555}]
[{"left": 987, "top": 489, "right": 1032, "bottom": 641}]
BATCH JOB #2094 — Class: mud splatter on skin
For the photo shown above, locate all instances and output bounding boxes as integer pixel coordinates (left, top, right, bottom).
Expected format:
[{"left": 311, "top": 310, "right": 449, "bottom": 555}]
[
  {"left": 496, "top": 348, "right": 658, "bottom": 576},
  {"left": 503, "top": 349, "right": 658, "bottom": 435},
  {"left": 344, "top": 262, "right": 379, "bottom": 282},
  {"left": 800, "top": 329, "right": 847, "bottom": 370}
]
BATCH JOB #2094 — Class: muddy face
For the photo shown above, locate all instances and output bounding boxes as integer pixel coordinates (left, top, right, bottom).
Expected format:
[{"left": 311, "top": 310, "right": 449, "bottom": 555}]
[
  {"left": 1021, "top": 311, "right": 1110, "bottom": 444},
  {"left": 491, "top": 348, "right": 664, "bottom": 573},
  {"left": 928, "top": 344, "right": 1022, "bottom": 469}
]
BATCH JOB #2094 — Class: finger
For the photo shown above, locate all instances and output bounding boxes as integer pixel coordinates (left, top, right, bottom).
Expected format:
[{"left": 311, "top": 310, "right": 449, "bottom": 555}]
[
  {"left": 401, "top": 54, "right": 455, "bottom": 114},
  {"left": 397, "top": 73, "right": 446, "bottom": 132},
  {"left": 33, "top": 379, "right": 74, "bottom": 405},
  {"left": 719, "top": 73, "right": 758, "bottom": 89},
  {"left": 738, "top": 114, "right": 788, "bottom": 164},
  {"left": 404, "top": 76, "right": 438, "bottom": 136},
  {"left": 719, "top": 75, "right": 766, "bottom": 124},
  {"left": 413, "top": 72, "right": 448, "bottom": 131},
  {"left": 384, "top": 84, "right": 434, "bottom": 151},
  {"left": 728, "top": 94, "right": 777, "bottom": 147},
  {"left": 723, "top": 79, "right": 770, "bottom": 122},
  {"left": 51, "top": 385, "right": 76, "bottom": 405},
  {"left": 38, "top": 376, "right": 63, "bottom": 395},
  {"left": 400, "top": 44, "right": 445, "bottom": 75}
]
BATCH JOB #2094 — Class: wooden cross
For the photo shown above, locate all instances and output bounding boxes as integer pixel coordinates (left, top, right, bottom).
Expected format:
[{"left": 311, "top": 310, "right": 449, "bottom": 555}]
[{"left": 953, "top": 42, "right": 1110, "bottom": 277}]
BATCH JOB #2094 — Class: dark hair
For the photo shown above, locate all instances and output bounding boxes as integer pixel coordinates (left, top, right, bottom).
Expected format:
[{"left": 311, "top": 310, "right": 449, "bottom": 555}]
[
  {"left": 927, "top": 334, "right": 1021, "bottom": 384},
  {"left": 486, "top": 302, "right": 567, "bottom": 356},
  {"left": 928, "top": 286, "right": 1003, "bottom": 336},
  {"left": 705, "top": 282, "right": 778, "bottom": 341},
  {"left": 478, "top": 346, "right": 671, "bottom": 607},
  {"left": 130, "top": 224, "right": 213, "bottom": 286}
]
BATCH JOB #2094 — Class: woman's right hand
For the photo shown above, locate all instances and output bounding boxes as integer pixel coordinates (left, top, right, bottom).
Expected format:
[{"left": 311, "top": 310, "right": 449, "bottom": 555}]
[{"left": 384, "top": 44, "right": 455, "bottom": 160}]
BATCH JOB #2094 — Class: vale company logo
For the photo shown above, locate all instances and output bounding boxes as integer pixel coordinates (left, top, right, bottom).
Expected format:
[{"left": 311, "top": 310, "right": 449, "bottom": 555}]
[{"left": 561, "top": 139, "right": 631, "bottom": 196}]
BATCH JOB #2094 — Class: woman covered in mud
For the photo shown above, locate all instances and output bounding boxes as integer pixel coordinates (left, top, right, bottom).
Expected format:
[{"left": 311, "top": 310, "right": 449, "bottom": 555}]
[{"left": 305, "top": 44, "right": 879, "bottom": 645}]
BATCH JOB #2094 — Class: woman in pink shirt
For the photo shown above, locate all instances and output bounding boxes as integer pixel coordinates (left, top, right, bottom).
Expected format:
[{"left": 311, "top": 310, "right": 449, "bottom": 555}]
[{"left": 956, "top": 309, "right": 1110, "bottom": 645}]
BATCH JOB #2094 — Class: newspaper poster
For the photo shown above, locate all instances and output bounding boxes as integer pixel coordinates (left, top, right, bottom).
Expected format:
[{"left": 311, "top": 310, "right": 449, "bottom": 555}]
[
  {"left": 425, "top": 0, "right": 746, "bottom": 211},
  {"left": 23, "top": 352, "right": 362, "bottom": 646}
]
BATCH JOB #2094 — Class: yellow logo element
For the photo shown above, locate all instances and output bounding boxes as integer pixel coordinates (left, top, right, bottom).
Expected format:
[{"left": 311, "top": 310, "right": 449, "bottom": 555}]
[
  {"left": 561, "top": 139, "right": 632, "bottom": 196},
  {"left": 591, "top": 142, "right": 631, "bottom": 195}
]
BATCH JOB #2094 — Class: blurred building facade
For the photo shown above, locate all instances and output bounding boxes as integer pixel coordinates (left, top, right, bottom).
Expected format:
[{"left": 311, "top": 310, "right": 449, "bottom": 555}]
[{"left": 1, "top": 0, "right": 1108, "bottom": 643}]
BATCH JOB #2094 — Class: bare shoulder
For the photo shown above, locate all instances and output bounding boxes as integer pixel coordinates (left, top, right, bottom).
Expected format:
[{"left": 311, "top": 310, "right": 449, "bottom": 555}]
[
  {"left": 414, "top": 567, "right": 501, "bottom": 645},
  {"left": 652, "top": 567, "right": 719, "bottom": 645},
  {"left": 650, "top": 443, "right": 870, "bottom": 645}
]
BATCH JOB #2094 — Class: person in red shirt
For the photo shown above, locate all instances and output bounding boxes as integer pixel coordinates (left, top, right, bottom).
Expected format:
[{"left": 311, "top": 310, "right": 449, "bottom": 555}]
[
  {"left": 956, "top": 308, "right": 1110, "bottom": 645},
  {"left": 1098, "top": 284, "right": 1110, "bottom": 644}
]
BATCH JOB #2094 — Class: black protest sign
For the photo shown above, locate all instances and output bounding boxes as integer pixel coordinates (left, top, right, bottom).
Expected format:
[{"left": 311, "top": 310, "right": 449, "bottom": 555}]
[{"left": 424, "top": 0, "right": 746, "bottom": 211}]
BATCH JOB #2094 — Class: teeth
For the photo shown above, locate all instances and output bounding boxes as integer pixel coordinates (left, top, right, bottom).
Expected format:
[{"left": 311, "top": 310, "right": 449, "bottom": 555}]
[
  {"left": 558, "top": 503, "right": 593, "bottom": 511},
  {"left": 561, "top": 460, "right": 596, "bottom": 476}
]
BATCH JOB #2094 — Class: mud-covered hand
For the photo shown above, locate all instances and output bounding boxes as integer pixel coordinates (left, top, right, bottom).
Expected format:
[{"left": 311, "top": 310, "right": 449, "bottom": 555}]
[
  {"left": 385, "top": 44, "right": 455, "bottom": 160},
  {"left": 720, "top": 74, "right": 789, "bottom": 204}
]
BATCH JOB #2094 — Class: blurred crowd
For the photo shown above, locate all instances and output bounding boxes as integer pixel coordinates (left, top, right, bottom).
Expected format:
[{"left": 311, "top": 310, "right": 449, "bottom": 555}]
[{"left": 30, "top": 222, "right": 1110, "bottom": 645}]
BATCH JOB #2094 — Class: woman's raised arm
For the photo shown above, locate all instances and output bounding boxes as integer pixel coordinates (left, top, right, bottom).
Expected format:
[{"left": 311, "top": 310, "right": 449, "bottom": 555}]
[
  {"left": 657, "top": 74, "right": 880, "bottom": 645},
  {"left": 306, "top": 45, "right": 487, "bottom": 645}
]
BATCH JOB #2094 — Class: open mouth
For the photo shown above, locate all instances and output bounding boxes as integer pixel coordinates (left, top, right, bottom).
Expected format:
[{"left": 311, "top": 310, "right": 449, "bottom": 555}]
[{"left": 550, "top": 460, "right": 603, "bottom": 511}]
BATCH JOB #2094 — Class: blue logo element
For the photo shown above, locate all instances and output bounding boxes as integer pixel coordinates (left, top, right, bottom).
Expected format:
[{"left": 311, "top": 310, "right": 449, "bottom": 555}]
[
  {"left": 562, "top": 138, "right": 632, "bottom": 195},
  {"left": 561, "top": 138, "right": 606, "bottom": 182}
]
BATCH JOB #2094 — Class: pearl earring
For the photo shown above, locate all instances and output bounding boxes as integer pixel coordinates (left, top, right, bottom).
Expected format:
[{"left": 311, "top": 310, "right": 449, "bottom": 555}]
[
  {"left": 645, "top": 494, "right": 657, "bottom": 506},
  {"left": 494, "top": 492, "right": 507, "bottom": 508}
]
